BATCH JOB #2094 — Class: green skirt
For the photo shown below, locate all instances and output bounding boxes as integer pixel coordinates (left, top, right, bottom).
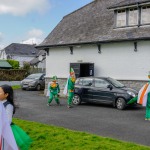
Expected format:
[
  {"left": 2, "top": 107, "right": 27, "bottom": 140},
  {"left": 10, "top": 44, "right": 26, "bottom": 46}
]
[{"left": 11, "top": 123, "right": 32, "bottom": 150}]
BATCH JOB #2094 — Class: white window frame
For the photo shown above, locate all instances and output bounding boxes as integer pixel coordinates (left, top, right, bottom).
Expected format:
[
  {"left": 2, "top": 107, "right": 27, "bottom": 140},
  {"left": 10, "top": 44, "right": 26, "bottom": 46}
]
[
  {"left": 128, "top": 8, "right": 138, "bottom": 26},
  {"left": 141, "top": 6, "right": 150, "bottom": 24},
  {"left": 116, "top": 9, "right": 126, "bottom": 27}
]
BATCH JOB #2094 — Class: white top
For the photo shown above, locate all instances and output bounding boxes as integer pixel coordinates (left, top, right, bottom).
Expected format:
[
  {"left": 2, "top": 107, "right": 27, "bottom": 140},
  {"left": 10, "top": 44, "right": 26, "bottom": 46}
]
[{"left": 2, "top": 100, "right": 13, "bottom": 124}]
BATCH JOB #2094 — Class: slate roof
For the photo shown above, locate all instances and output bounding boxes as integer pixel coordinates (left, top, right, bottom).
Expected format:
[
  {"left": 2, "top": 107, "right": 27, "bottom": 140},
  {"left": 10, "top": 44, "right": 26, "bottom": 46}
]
[
  {"left": 37, "top": 0, "right": 150, "bottom": 49},
  {"left": 109, "top": 0, "right": 150, "bottom": 9},
  {"left": 3, "top": 43, "right": 38, "bottom": 56},
  {"left": 0, "top": 60, "right": 12, "bottom": 68}
]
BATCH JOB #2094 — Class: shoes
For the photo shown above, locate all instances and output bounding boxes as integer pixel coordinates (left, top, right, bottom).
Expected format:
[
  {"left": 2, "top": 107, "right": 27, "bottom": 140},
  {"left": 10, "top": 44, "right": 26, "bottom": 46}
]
[
  {"left": 145, "top": 118, "right": 150, "bottom": 121},
  {"left": 47, "top": 103, "right": 51, "bottom": 106},
  {"left": 57, "top": 102, "right": 61, "bottom": 106},
  {"left": 67, "top": 105, "right": 73, "bottom": 108}
]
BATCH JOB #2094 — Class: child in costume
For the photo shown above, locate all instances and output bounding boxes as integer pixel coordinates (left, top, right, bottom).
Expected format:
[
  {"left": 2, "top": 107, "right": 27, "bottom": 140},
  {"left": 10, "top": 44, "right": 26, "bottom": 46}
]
[
  {"left": 0, "top": 84, "right": 32, "bottom": 150},
  {"left": 127, "top": 73, "right": 150, "bottom": 120},
  {"left": 64, "top": 68, "right": 76, "bottom": 108},
  {"left": 47, "top": 76, "right": 60, "bottom": 106}
]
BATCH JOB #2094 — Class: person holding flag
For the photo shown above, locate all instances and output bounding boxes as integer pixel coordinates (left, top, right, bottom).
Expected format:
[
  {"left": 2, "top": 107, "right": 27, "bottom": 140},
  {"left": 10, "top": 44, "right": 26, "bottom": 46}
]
[
  {"left": 0, "top": 102, "right": 18, "bottom": 150},
  {"left": 128, "top": 72, "right": 150, "bottom": 120},
  {"left": 47, "top": 76, "right": 60, "bottom": 106},
  {"left": 64, "top": 68, "right": 76, "bottom": 108}
]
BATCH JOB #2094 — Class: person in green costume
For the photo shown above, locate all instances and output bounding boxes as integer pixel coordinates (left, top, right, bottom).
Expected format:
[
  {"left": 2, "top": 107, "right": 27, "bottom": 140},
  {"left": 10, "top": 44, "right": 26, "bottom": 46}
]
[
  {"left": 128, "top": 73, "right": 150, "bottom": 120},
  {"left": 67, "top": 68, "right": 76, "bottom": 108},
  {"left": 47, "top": 76, "right": 60, "bottom": 106}
]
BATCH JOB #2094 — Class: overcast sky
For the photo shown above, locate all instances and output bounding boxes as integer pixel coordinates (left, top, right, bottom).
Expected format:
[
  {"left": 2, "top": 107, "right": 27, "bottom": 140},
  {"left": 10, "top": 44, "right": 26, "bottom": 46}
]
[{"left": 0, "top": 0, "right": 92, "bottom": 49}]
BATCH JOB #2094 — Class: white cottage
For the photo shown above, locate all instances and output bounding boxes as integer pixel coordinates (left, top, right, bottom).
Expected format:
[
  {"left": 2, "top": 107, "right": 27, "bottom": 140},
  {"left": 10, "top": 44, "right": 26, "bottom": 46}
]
[
  {"left": 37, "top": 0, "right": 150, "bottom": 92},
  {"left": 0, "top": 43, "right": 39, "bottom": 67}
]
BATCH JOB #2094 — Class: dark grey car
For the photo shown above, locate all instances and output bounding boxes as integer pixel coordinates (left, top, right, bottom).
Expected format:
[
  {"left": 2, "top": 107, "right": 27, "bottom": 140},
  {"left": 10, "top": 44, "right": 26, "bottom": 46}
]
[
  {"left": 72, "top": 77, "right": 138, "bottom": 110},
  {"left": 21, "top": 73, "right": 45, "bottom": 91}
]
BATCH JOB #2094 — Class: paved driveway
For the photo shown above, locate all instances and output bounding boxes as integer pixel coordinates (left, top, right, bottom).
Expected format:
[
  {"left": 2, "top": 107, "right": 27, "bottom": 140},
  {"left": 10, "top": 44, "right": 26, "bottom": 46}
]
[{"left": 14, "top": 89, "right": 150, "bottom": 147}]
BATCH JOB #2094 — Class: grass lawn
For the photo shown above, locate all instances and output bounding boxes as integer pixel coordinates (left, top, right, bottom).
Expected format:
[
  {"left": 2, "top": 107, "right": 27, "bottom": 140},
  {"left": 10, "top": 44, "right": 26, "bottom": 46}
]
[
  {"left": 12, "top": 85, "right": 21, "bottom": 89},
  {"left": 13, "top": 118, "right": 150, "bottom": 150}
]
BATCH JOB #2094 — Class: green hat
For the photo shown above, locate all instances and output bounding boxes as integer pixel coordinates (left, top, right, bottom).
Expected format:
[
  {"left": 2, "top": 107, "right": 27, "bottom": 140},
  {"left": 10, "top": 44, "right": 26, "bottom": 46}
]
[
  {"left": 70, "top": 68, "right": 75, "bottom": 75},
  {"left": 52, "top": 75, "right": 57, "bottom": 81}
]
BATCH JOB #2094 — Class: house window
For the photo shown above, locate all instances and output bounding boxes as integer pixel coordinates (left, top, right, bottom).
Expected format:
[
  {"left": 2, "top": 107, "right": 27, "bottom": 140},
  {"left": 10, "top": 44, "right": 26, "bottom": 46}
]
[
  {"left": 116, "top": 10, "right": 126, "bottom": 27},
  {"left": 141, "top": 6, "right": 150, "bottom": 24},
  {"left": 129, "top": 8, "right": 138, "bottom": 25}
]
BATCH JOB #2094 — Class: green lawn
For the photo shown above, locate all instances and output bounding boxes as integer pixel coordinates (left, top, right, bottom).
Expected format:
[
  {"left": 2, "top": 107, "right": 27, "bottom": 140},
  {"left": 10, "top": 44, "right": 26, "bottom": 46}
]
[
  {"left": 12, "top": 85, "right": 21, "bottom": 89},
  {"left": 13, "top": 118, "right": 150, "bottom": 150}
]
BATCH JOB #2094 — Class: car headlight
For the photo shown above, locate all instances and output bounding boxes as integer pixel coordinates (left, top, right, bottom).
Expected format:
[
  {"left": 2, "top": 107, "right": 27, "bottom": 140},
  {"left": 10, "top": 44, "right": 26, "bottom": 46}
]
[{"left": 127, "top": 91, "right": 136, "bottom": 97}]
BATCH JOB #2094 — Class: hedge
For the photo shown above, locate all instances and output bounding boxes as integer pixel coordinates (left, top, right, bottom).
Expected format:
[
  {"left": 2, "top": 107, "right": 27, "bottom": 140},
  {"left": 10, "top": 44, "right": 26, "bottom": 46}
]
[{"left": 0, "top": 69, "right": 27, "bottom": 81}]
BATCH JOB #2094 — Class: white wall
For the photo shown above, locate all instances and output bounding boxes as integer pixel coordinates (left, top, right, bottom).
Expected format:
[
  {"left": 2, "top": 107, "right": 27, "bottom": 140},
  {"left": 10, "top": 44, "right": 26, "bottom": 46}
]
[
  {"left": 37, "top": 59, "right": 46, "bottom": 69},
  {"left": 0, "top": 50, "right": 7, "bottom": 59},
  {"left": 46, "top": 41, "right": 150, "bottom": 80},
  {"left": 13, "top": 55, "right": 34, "bottom": 67}
]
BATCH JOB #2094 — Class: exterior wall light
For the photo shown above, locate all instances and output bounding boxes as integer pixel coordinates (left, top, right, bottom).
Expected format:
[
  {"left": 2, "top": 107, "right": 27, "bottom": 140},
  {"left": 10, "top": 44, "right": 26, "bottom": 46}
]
[
  {"left": 134, "top": 42, "right": 137, "bottom": 52},
  {"left": 97, "top": 44, "right": 101, "bottom": 54},
  {"left": 70, "top": 46, "right": 73, "bottom": 55}
]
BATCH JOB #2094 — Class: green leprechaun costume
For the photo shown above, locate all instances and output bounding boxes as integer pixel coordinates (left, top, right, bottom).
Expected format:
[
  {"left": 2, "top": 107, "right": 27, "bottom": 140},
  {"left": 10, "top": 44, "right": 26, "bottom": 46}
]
[
  {"left": 67, "top": 68, "right": 76, "bottom": 108},
  {"left": 47, "top": 76, "right": 60, "bottom": 106},
  {"left": 128, "top": 73, "right": 150, "bottom": 120}
]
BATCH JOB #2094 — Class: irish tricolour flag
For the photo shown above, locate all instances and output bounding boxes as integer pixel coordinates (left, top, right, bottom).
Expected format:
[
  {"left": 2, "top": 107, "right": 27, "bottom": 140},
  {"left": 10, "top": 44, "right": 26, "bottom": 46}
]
[
  {"left": 137, "top": 83, "right": 150, "bottom": 106},
  {"left": 0, "top": 102, "right": 18, "bottom": 150}
]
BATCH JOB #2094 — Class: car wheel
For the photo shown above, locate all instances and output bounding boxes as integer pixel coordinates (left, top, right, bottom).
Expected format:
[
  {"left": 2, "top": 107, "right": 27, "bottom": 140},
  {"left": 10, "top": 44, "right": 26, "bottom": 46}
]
[
  {"left": 36, "top": 84, "right": 41, "bottom": 91},
  {"left": 72, "top": 94, "right": 81, "bottom": 105},
  {"left": 116, "top": 98, "right": 126, "bottom": 110}
]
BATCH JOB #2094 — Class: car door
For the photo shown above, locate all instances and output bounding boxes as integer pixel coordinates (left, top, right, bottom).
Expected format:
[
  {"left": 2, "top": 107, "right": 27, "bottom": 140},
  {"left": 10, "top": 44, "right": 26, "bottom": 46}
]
[
  {"left": 92, "top": 78, "right": 115, "bottom": 104},
  {"left": 81, "top": 78, "right": 94, "bottom": 101}
]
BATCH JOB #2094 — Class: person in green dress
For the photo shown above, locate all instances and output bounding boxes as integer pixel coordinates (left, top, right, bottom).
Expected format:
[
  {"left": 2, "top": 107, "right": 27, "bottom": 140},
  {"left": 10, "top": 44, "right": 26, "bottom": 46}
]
[{"left": 0, "top": 84, "right": 32, "bottom": 150}]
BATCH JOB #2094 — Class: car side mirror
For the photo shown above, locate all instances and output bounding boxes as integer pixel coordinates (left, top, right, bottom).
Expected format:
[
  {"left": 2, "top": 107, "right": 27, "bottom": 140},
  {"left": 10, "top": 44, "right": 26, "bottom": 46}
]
[
  {"left": 89, "top": 83, "right": 92, "bottom": 86},
  {"left": 107, "top": 84, "right": 113, "bottom": 90}
]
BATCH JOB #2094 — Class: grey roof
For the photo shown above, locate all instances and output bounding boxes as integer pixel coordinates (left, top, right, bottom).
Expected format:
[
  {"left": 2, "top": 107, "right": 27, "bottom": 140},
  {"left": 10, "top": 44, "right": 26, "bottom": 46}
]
[
  {"left": 3, "top": 43, "right": 39, "bottom": 56},
  {"left": 109, "top": 0, "right": 150, "bottom": 9},
  {"left": 37, "top": 0, "right": 150, "bottom": 49},
  {"left": 0, "top": 60, "right": 12, "bottom": 68}
]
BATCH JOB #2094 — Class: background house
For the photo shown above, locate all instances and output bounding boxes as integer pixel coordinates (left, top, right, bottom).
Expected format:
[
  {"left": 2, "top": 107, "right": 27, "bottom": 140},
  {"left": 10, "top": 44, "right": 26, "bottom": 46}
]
[
  {"left": 29, "top": 50, "right": 46, "bottom": 73},
  {"left": 37, "top": 0, "right": 150, "bottom": 92},
  {"left": 0, "top": 43, "right": 39, "bottom": 67}
]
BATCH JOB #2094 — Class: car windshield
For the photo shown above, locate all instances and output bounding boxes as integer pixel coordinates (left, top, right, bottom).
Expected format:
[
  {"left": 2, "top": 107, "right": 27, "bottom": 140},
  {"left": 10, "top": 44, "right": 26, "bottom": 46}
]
[
  {"left": 26, "top": 74, "right": 42, "bottom": 79},
  {"left": 107, "top": 77, "right": 125, "bottom": 88}
]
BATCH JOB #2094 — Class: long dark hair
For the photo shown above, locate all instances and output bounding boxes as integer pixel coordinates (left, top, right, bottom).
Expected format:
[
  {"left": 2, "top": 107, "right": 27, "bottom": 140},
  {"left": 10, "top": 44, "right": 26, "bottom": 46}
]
[{"left": 1, "top": 84, "right": 16, "bottom": 113}]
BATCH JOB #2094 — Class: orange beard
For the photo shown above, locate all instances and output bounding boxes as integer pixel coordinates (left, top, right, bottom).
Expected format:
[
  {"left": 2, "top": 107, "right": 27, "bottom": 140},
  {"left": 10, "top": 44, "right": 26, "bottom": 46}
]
[{"left": 51, "top": 82, "right": 57, "bottom": 88}]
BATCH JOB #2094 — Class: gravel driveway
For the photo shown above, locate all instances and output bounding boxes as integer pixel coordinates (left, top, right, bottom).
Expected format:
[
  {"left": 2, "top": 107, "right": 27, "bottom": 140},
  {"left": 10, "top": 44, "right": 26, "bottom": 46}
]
[{"left": 14, "top": 89, "right": 150, "bottom": 147}]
